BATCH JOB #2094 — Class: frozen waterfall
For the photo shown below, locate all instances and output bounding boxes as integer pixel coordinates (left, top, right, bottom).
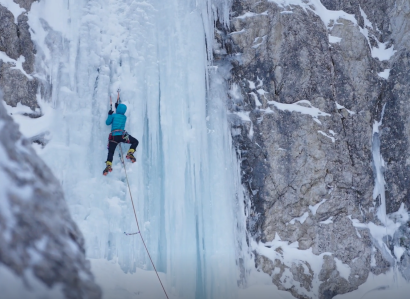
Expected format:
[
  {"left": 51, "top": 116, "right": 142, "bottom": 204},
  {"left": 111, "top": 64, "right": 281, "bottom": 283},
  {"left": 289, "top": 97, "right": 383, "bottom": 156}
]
[{"left": 23, "top": 0, "right": 248, "bottom": 298}]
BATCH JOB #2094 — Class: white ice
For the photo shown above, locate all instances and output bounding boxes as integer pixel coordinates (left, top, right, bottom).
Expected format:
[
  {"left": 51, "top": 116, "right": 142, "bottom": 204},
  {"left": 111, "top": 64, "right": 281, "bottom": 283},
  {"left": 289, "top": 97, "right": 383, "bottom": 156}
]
[{"left": 18, "top": 0, "right": 244, "bottom": 298}]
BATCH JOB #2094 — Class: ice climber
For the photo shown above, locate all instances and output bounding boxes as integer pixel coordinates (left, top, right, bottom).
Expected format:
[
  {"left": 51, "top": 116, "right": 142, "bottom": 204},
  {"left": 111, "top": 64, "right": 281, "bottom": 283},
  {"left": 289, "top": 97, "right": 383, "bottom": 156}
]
[{"left": 103, "top": 90, "right": 139, "bottom": 176}]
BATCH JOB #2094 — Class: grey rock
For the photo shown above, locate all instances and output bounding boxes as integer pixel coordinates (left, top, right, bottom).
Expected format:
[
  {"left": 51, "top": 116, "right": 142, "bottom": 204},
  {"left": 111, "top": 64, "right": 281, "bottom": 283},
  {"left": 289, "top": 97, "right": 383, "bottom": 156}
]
[
  {"left": 13, "top": 0, "right": 37, "bottom": 11},
  {"left": 17, "top": 13, "right": 36, "bottom": 74},
  {"left": 216, "top": 0, "right": 410, "bottom": 297},
  {"left": 0, "top": 98, "right": 101, "bottom": 298},
  {"left": 0, "top": 5, "right": 20, "bottom": 59},
  {"left": 0, "top": 61, "right": 39, "bottom": 109},
  {"left": 0, "top": 4, "right": 38, "bottom": 110}
]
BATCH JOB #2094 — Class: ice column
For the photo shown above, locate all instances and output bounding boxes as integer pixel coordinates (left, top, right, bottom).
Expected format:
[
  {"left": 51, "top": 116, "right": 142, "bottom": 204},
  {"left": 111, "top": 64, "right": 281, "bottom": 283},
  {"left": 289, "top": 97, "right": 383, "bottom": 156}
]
[{"left": 28, "top": 0, "right": 243, "bottom": 298}]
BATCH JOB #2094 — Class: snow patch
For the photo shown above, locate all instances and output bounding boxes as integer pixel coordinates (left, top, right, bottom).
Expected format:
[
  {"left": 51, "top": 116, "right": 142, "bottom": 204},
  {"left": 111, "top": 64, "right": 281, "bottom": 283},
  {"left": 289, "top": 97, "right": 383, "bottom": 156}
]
[
  {"left": 378, "top": 69, "right": 391, "bottom": 79},
  {"left": 236, "top": 11, "right": 268, "bottom": 19},
  {"left": 318, "top": 130, "right": 335, "bottom": 143},
  {"left": 270, "top": 1, "right": 397, "bottom": 61},
  {"left": 309, "top": 198, "right": 327, "bottom": 215},
  {"left": 248, "top": 80, "right": 256, "bottom": 89},
  {"left": 249, "top": 92, "right": 262, "bottom": 107},
  {"left": 329, "top": 35, "right": 342, "bottom": 43},
  {"left": 229, "top": 83, "right": 243, "bottom": 101},
  {"left": 0, "top": 52, "right": 33, "bottom": 79},
  {"left": 268, "top": 99, "right": 330, "bottom": 124},
  {"left": 256, "top": 77, "right": 263, "bottom": 87},
  {"left": 5, "top": 98, "right": 53, "bottom": 139},
  {"left": 394, "top": 246, "right": 406, "bottom": 261},
  {"left": 234, "top": 111, "right": 251, "bottom": 122},
  {"left": 269, "top": 0, "right": 357, "bottom": 30},
  {"left": 334, "top": 257, "right": 351, "bottom": 281},
  {"left": 289, "top": 212, "right": 309, "bottom": 225},
  {"left": 336, "top": 102, "right": 356, "bottom": 115},
  {"left": 253, "top": 234, "right": 332, "bottom": 298},
  {"left": 256, "top": 89, "right": 268, "bottom": 96},
  {"left": 252, "top": 35, "right": 267, "bottom": 48},
  {"left": 230, "top": 28, "right": 246, "bottom": 35},
  {"left": 320, "top": 216, "right": 334, "bottom": 224}
]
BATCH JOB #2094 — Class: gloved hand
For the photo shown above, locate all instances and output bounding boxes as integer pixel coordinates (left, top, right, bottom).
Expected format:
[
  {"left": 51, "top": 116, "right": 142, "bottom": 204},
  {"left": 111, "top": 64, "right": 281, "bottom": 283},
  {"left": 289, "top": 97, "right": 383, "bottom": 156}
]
[
  {"left": 115, "top": 102, "right": 119, "bottom": 109},
  {"left": 108, "top": 110, "right": 113, "bottom": 115}
]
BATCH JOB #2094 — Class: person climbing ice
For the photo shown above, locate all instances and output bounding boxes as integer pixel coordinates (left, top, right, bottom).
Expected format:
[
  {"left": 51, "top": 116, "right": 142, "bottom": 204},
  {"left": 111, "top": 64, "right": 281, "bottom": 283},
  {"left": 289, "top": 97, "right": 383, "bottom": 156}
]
[{"left": 103, "top": 89, "right": 139, "bottom": 176}]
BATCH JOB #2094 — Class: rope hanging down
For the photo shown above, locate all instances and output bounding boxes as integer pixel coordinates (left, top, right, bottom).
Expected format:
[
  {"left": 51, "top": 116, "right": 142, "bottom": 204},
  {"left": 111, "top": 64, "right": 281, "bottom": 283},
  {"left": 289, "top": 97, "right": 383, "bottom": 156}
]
[{"left": 118, "top": 145, "right": 170, "bottom": 299}]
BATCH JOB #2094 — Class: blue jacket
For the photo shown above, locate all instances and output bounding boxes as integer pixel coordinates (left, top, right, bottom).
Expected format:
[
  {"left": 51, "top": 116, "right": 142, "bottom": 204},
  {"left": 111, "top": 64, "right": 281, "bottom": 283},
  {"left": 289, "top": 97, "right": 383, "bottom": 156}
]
[{"left": 106, "top": 104, "right": 127, "bottom": 135}]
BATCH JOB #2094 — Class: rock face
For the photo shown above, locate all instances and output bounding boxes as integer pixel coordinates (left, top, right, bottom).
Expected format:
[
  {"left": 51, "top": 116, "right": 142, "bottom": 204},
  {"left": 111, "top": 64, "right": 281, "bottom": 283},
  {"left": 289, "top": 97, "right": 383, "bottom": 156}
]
[
  {"left": 13, "top": 0, "right": 37, "bottom": 11},
  {"left": 0, "top": 3, "right": 100, "bottom": 297},
  {"left": 214, "top": 0, "right": 410, "bottom": 298},
  {"left": 0, "top": 98, "right": 101, "bottom": 298},
  {"left": 0, "top": 4, "right": 39, "bottom": 110}
]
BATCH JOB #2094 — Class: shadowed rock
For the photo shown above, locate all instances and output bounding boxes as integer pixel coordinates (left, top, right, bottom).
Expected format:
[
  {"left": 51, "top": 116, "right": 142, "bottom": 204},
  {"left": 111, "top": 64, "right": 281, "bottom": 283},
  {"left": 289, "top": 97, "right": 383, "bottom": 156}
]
[{"left": 0, "top": 98, "right": 101, "bottom": 299}]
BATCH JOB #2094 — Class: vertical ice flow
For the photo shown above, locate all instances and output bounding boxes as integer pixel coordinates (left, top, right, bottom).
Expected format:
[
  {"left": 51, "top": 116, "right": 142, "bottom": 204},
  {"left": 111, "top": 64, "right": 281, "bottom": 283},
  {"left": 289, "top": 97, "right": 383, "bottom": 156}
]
[
  {"left": 27, "top": 0, "right": 243, "bottom": 298},
  {"left": 372, "top": 104, "right": 387, "bottom": 224}
]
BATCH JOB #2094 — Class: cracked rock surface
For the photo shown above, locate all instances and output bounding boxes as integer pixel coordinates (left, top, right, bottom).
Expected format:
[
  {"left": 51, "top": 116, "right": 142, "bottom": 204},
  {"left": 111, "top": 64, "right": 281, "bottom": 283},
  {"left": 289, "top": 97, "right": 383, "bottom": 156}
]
[
  {"left": 0, "top": 3, "right": 38, "bottom": 110},
  {"left": 215, "top": 0, "right": 410, "bottom": 298}
]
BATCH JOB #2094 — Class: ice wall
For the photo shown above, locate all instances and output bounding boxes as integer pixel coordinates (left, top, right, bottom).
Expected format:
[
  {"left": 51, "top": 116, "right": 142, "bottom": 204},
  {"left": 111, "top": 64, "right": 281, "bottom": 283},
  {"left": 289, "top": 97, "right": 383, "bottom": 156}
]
[{"left": 25, "top": 0, "right": 243, "bottom": 298}]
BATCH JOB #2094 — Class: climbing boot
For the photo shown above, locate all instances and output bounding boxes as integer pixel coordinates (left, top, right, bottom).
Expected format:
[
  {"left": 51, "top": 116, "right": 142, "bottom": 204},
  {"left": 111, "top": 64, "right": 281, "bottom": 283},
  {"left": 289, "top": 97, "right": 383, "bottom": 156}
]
[
  {"left": 103, "top": 161, "right": 112, "bottom": 176},
  {"left": 126, "top": 149, "right": 136, "bottom": 163}
]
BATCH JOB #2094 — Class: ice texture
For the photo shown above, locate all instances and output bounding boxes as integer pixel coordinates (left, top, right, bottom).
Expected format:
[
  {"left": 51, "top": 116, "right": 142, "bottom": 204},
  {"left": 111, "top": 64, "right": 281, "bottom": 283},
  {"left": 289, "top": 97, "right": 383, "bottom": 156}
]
[{"left": 23, "top": 0, "right": 244, "bottom": 298}]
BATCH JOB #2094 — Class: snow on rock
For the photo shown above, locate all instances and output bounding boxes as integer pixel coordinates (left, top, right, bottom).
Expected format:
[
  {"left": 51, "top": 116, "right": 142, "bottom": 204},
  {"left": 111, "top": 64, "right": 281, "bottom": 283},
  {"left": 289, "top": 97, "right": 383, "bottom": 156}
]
[
  {"left": 253, "top": 235, "right": 332, "bottom": 299},
  {"left": 309, "top": 199, "right": 327, "bottom": 215},
  {"left": 378, "top": 69, "right": 391, "bottom": 79},
  {"left": 0, "top": 0, "right": 25, "bottom": 23},
  {"left": 289, "top": 212, "right": 309, "bottom": 225},
  {"left": 318, "top": 130, "right": 335, "bottom": 143},
  {"left": 0, "top": 98, "right": 101, "bottom": 298},
  {"left": 329, "top": 35, "right": 342, "bottom": 43},
  {"left": 268, "top": 99, "right": 330, "bottom": 124},
  {"left": 225, "top": 0, "right": 410, "bottom": 298}
]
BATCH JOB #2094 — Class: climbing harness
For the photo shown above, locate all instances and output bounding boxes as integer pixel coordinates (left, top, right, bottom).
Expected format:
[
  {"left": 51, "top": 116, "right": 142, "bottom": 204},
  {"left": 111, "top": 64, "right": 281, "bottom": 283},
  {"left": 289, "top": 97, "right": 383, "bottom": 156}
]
[
  {"left": 118, "top": 145, "right": 169, "bottom": 299},
  {"left": 107, "top": 130, "right": 130, "bottom": 149}
]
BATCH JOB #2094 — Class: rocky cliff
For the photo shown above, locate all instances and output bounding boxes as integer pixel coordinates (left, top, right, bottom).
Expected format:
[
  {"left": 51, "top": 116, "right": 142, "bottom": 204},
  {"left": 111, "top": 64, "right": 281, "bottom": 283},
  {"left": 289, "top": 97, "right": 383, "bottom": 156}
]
[
  {"left": 0, "top": 1, "right": 100, "bottom": 298},
  {"left": 0, "top": 1, "right": 39, "bottom": 111},
  {"left": 214, "top": 0, "right": 410, "bottom": 298},
  {"left": 0, "top": 96, "right": 101, "bottom": 298}
]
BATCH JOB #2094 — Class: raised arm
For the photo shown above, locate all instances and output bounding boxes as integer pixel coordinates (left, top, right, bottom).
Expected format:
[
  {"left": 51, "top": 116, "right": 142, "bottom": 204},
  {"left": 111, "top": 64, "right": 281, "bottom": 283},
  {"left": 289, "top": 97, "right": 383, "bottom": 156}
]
[
  {"left": 115, "top": 89, "right": 120, "bottom": 109},
  {"left": 106, "top": 105, "right": 114, "bottom": 125}
]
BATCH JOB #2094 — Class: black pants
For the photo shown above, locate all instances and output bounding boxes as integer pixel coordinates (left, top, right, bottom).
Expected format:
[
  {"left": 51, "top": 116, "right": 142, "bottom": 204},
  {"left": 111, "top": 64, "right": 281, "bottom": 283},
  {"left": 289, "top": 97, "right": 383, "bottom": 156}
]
[{"left": 107, "top": 134, "right": 139, "bottom": 162}]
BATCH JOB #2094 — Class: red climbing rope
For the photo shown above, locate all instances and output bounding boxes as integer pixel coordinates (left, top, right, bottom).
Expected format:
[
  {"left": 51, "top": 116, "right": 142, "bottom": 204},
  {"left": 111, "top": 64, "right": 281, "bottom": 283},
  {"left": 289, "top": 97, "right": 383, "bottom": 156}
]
[{"left": 118, "top": 145, "right": 170, "bottom": 299}]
